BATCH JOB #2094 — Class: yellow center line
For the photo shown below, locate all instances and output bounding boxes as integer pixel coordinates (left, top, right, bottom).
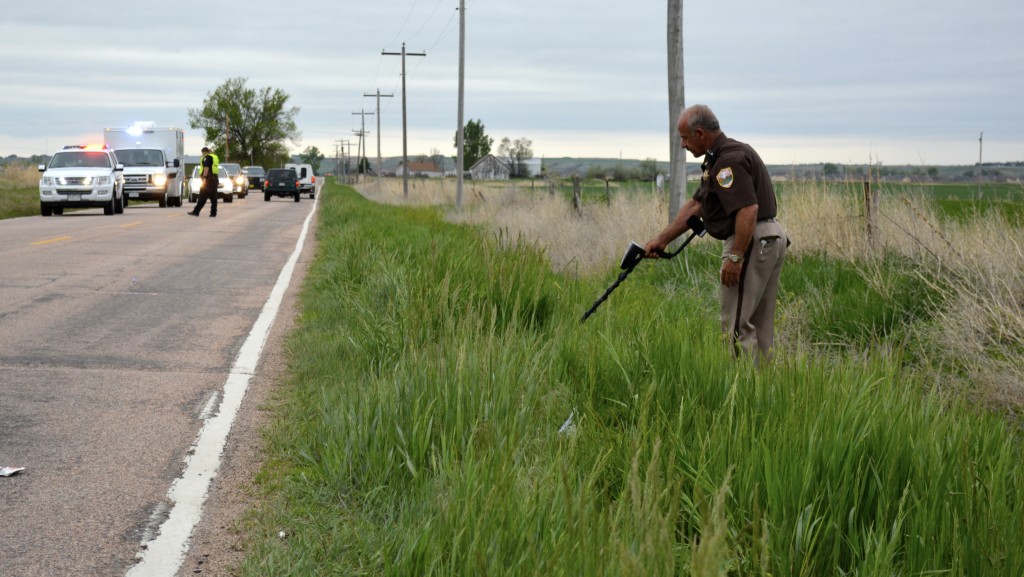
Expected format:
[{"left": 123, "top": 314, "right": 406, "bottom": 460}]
[
  {"left": 120, "top": 221, "right": 145, "bottom": 228},
  {"left": 168, "top": 213, "right": 185, "bottom": 219},
  {"left": 33, "top": 236, "right": 73, "bottom": 246}
]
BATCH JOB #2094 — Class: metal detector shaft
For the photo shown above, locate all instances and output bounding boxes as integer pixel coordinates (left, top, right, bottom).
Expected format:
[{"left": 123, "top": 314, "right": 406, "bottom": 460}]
[
  {"left": 579, "top": 261, "right": 641, "bottom": 323},
  {"left": 580, "top": 217, "right": 705, "bottom": 323}
]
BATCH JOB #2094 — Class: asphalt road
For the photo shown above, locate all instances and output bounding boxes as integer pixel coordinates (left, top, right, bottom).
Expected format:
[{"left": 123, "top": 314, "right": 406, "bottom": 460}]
[{"left": 0, "top": 191, "right": 317, "bottom": 576}]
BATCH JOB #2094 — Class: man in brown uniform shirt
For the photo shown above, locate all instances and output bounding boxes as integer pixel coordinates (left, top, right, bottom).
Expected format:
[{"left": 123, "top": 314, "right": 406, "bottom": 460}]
[{"left": 644, "top": 104, "right": 788, "bottom": 363}]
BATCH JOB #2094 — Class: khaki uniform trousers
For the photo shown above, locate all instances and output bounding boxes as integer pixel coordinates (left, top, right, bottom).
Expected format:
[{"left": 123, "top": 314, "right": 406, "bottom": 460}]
[{"left": 720, "top": 219, "right": 788, "bottom": 363}]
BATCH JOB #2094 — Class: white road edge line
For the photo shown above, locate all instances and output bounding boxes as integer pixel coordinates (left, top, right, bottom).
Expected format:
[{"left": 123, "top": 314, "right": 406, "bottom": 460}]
[{"left": 126, "top": 192, "right": 320, "bottom": 577}]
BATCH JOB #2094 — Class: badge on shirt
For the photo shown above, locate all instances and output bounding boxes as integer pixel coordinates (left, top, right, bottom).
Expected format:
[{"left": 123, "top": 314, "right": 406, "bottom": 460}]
[{"left": 716, "top": 167, "right": 734, "bottom": 189}]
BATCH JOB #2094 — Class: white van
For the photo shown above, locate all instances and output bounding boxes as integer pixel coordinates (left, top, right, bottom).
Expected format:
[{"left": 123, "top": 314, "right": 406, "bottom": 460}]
[{"left": 284, "top": 163, "right": 316, "bottom": 198}]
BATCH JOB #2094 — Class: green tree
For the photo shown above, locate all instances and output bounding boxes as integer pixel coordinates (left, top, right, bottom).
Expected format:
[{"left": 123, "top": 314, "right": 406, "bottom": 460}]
[
  {"left": 823, "top": 163, "right": 840, "bottom": 179},
  {"left": 455, "top": 119, "right": 493, "bottom": 168},
  {"left": 637, "top": 158, "right": 660, "bottom": 181},
  {"left": 300, "top": 146, "right": 325, "bottom": 173},
  {"left": 497, "top": 136, "right": 533, "bottom": 178},
  {"left": 188, "top": 77, "right": 300, "bottom": 167}
]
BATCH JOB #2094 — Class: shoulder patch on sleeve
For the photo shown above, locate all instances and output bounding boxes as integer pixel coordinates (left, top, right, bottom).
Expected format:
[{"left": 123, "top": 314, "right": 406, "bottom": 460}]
[{"left": 716, "top": 167, "right": 734, "bottom": 188}]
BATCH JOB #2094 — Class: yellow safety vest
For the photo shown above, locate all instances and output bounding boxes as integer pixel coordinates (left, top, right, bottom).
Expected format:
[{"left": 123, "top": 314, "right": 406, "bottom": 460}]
[{"left": 203, "top": 153, "right": 220, "bottom": 176}]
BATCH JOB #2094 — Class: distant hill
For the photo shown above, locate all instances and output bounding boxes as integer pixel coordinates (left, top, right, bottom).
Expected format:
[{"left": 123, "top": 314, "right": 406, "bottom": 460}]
[{"left": 314, "top": 155, "right": 1023, "bottom": 183}]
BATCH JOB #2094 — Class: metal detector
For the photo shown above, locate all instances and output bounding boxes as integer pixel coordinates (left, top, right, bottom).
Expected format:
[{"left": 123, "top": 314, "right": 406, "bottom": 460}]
[{"left": 579, "top": 216, "right": 706, "bottom": 323}]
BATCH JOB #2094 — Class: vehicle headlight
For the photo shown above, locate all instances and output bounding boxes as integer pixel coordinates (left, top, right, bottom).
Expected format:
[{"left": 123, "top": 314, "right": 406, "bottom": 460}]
[
  {"left": 40, "top": 177, "right": 53, "bottom": 186},
  {"left": 153, "top": 174, "right": 167, "bottom": 186},
  {"left": 95, "top": 176, "right": 110, "bottom": 185},
  {"left": 235, "top": 176, "right": 245, "bottom": 185}
]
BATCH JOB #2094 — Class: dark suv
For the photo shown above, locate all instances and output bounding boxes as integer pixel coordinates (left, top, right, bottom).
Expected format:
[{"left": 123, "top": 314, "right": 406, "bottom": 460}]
[{"left": 263, "top": 168, "right": 300, "bottom": 202}]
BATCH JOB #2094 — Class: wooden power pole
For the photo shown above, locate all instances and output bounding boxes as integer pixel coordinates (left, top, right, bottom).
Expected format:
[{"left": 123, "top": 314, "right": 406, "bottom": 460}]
[
  {"left": 364, "top": 89, "right": 394, "bottom": 190},
  {"left": 456, "top": 0, "right": 466, "bottom": 209},
  {"left": 383, "top": 43, "right": 426, "bottom": 198},
  {"left": 667, "top": 0, "right": 686, "bottom": 224}
]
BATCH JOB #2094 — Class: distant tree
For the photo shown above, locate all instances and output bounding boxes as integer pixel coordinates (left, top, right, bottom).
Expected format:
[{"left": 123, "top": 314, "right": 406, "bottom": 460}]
[
  {"left": 429, "top": 148, "right": 446, "bottom": 172},
  {"left": 300, "top": 146, "right": 325, "bottom": 173},
  {"left": 358, "top": 157, "right": 371, "bottom": 174},
  {"left": 188, "top": 77, "right": 300, "bottom": 167},
  {"left": 586, "top": 165, "right": 612, "bottom": 180},
  {"left": 637, "top": 158, "right": 660, "bottom": 181},
  {"left": 823, "top": 163, "right": 840, "bottom": 179},
  {"left": 455, "top": 119, "right": 493, "bottom": 169},
  {"left": 498, "top": 137, "right": 534, "bottom": 178}
]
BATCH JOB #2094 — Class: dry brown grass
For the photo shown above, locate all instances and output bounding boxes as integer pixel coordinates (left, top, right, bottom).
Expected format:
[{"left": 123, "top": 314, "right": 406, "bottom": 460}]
[
  {"left": 358, "top": 177, "right": 668, "bottom": 276},
  {"left": 0, "top": 162, "right": 41, "bottom": 190},
  {"left": 354, "top": 177, "right": 1023, "bottom": 413}
]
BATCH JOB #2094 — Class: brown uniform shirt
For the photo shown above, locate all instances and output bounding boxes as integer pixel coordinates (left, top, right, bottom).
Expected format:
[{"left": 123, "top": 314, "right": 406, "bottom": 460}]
[{"left": 693, "top": 133, "right": 777, "bottom": 240}]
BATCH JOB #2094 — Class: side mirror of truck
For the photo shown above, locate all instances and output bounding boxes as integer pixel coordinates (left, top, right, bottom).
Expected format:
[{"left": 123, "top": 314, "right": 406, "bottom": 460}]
[
  {"left": 170, "top": 158, "right": 181, "bottom": 168},
  {"left": 38, "top": 164, "right": 46, "bottom": 172},
  {"left": 115, "top": 164, "right": 124, "bottom": 172}
]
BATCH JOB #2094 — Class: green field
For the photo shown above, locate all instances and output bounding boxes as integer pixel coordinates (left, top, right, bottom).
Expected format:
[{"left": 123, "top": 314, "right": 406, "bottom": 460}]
[
  {"left": 0, "top": 187, "right": 39, "bottom": 220},
  {"left": 236, "top": 182, "right": 1023, "bottom": 576}
]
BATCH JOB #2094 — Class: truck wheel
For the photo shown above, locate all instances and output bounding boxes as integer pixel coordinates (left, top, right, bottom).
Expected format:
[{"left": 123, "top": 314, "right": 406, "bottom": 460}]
[
  {"left": 225, "top": 194, "right": 233, "bottom": 203},
  {"left": 41, "top": 203, "right": 53, "bottom": 216},
  {"left": 104, "top": 195, "right": 115, "bottom": 215},
  {"left": 294, "top": 192, "right": 300, "bottom": 202},
  {"left": 264, "top": 193, "right": 271, "bottom": 202},
  {"left": 53, "top": 207, "right": 64, "bottom": 215},
  {"left": 115, "top": 193, "right": 125, "bottom": 214},
  {"left": 159, "top": 194, "right": 167, "bottom": 208}
]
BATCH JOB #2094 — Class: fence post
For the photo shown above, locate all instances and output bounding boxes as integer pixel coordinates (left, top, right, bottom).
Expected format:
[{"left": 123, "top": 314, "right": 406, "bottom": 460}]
[
  {"left": 863, "top": 181, "right": 876, "bottom": 245},
  {"left": 604, "top": 178, "right": 611, "bottom": 206},
  {"left": 572, "top": 176, "right": 582, "bottom": 215}
]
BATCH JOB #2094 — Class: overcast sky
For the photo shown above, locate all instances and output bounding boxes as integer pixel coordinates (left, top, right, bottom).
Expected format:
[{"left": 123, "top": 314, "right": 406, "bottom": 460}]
[{"left": 2, "top": 0, "right": 1021, "bottom": 166}]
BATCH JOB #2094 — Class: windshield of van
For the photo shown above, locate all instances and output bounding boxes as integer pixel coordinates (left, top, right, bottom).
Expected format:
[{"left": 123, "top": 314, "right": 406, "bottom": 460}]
[{"left": 114, "top": 149, "right": 164, "bottom": 166}]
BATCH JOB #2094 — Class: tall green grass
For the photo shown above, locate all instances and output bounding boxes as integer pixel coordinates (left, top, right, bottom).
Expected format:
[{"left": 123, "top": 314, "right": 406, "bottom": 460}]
[
  {"left": 242, "top": 183, "right": 1023, "bottom": 576},
  {"left": 0, "top": 162, "right": 42, "bottom": 219}
]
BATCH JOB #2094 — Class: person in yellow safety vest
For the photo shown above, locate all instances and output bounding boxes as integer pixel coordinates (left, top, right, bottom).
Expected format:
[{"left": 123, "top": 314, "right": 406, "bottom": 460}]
[{"left": 188, "top": 146, "right": 220, "bottom": 217}]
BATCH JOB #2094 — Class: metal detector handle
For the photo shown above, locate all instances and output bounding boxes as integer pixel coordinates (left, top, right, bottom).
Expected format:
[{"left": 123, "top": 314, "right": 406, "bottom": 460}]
[{"left": 654, "top": 215, "right": 706, "bottom": 259}]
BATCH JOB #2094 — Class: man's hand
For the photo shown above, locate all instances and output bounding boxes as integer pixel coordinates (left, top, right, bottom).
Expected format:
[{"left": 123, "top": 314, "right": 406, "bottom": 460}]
[
  {"left": 721, "top": 259, "right": 742, "bottom": 287},
  {"left": 643, "top": 239, "right": 667, "bottom": 258}
]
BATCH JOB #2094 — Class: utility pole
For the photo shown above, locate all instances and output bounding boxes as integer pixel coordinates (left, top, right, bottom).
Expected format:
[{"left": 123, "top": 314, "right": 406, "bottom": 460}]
[
  {"left": 383, "top": 43, "right": 426, "bottom": 198},
  {"left": 667, "top": 0, "right": 686, "bottom": 225},
  {"left": 364, "top": 89, "right": 394, "bottom": 191},
  {"left": 353, "top": 109, "right": 374, "bottom": 184},
  {"left": 334, "top": 139, "right": 344, "bottom": 182},
  {"left": 339, "top": 139, "right": 353, "bottom": 182},
  {"left": 978, "top": 131, "right": 984, "bottom": 198},
  {"left": 353, "top": 128, "right": 370, "bottom": 182},
  {"left": 456, "top": 0, "right": 466, "bottom": 208}
]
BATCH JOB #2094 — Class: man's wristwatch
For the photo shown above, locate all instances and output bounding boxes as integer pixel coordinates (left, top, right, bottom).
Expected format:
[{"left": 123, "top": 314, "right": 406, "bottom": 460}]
[{"left": 724, "top": 253, "right": 743, "bottom": 263}]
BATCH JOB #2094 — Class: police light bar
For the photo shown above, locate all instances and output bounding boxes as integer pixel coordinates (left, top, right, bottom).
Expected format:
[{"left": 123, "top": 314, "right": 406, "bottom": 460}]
[{"left": 62, "top": 144, "right": 110, "bottom": 150}]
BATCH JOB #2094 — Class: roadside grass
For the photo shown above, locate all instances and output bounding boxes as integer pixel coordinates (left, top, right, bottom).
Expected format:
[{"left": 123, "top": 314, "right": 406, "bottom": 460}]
[
  {"left": 0, "top": 162, "right": 41, "bottom": 219},
  {"left": 240, "top": 181, "right": 1024, "bottom": 576}
]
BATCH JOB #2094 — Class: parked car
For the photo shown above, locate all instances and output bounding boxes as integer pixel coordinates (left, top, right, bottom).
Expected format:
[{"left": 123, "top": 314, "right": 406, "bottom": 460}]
[
  {"left": 263, "top": 168, "right": 300, "bottom": 202},
  {"left": 243, "top": 166, "right": 265, "bottom": 190},
  {"left": 218, "top": 163, "right": 247, "bottom": 198},
  {"left": 188, "top": 166, "right": 233, "bottom": 203},
  {"left": 38, "top": 144, "right": 125, "bottom": 216}
]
